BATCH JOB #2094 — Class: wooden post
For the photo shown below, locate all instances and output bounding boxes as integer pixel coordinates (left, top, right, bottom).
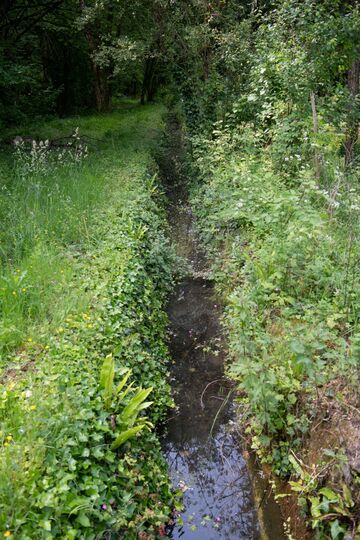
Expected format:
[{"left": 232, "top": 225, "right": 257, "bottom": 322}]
[
  {"left": 345, "top": 58, "right": 360, "bottom": 166},
  {"left": 310, "top": 91, "right": 321, "bottom": 180}
]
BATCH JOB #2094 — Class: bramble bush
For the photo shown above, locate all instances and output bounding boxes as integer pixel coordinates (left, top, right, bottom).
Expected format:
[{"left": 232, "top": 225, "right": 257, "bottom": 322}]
[
  {"left": 190, "top": 121, "right": 360, "bottom": 534},
  {"left": 190, "top": 123, "right": 360, "bottom": 536}
]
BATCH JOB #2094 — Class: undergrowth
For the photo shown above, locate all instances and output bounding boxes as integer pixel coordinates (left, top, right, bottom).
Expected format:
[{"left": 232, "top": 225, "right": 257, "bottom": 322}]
[{"left": 190, "top": 122, "right": 360, "bottom": 538}]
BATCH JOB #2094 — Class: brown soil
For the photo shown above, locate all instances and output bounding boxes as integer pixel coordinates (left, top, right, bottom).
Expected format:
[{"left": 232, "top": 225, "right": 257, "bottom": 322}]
[
  {"left": 276, "top": 482, "right": 312, "bottom": 540},
  {"left": 0, "top": 347, "right": 40, "bottom": 384},
  {"left": 281, "top": 378, "right": 360, "bottom": 539}
]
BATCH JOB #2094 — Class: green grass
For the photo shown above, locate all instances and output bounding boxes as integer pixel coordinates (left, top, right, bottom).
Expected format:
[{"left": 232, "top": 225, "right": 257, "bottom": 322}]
[
  {"left": 0, "top": 103, "right": 165, "bottom": 358},
  {"left": 0, "top": 98, "right": 140, "bottom": 141},
  {"left": 0, "top": 102, "right": 177, "bottom": 538}
]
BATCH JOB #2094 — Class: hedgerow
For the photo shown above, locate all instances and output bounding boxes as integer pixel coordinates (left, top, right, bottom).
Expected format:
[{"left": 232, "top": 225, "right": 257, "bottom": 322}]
[{"left": 190, "top": 127, "right": 360, "bottom": 537}]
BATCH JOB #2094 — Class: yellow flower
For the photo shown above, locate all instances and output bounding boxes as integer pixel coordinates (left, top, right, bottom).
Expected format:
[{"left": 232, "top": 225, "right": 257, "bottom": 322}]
[
  {"left": 30, "top": 405, "right": 36, "bottom": 411},
  {"left": 4, "top": 531, "right": 12, "bottom": 537},
  {"left": 6, "top": 436, "right": 12, "bottom": 441},
  {"left": 3, "top": 442, "right": 9, "bottom": 447}
]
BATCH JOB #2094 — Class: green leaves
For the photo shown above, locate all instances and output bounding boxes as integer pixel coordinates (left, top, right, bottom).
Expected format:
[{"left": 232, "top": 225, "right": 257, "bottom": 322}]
[
  {"left": 118, "top": 387, "right": 153, "bottom": 427},
  {"left": 99, "top": 355, "right": 154, "bottom": 452},
  {"left": 188, "top": 14, "right": 360, "bottom": 534},
  {"left": 116, "top": 369, "right": 132, "bottom": 395},
  {"left": 111, "top": 425, "right": 146, "bottom": 450},
  {"left": 100, "top": 354, "right": 115, "bottom": 409},
  {"left": 76, "top": 513, "right": 91, "bottom": 528}
]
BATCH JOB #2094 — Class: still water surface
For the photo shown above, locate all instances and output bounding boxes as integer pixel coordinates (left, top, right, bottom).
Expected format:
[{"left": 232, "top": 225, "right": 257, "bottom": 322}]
[{"left": 163, "top": 276, "right": 261, "bottom": 539}]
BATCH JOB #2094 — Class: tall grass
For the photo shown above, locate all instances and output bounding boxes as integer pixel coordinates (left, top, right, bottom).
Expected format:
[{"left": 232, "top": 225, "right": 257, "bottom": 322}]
[
  {"left": 0, "top": 103, "right": 164, "bottom": 359},
  {"left": 0, "top": 102, "right": 174, "bottom": 539}
]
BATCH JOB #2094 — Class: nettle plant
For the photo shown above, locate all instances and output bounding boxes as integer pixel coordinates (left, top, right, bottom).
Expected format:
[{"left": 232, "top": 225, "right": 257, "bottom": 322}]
[
  {"left": 191, "top": 121, "right": 360, "bottom": 464},
  {"left": 282, "top": 451, "right": 359, "bottom": 539}
]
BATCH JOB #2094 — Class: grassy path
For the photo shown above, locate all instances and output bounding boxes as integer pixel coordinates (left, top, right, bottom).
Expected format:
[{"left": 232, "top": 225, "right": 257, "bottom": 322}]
[
  {"left": 0, "top": 103, "right": 176, "bottom": 538},
  {"left": 0, "top": 102, "right": 164, "bottom": 358}
]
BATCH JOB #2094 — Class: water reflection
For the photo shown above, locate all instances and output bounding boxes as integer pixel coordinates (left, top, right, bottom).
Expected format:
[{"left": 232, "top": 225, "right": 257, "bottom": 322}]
[{"left": 163, "top": 279, "right": 260, "bottom": 539}]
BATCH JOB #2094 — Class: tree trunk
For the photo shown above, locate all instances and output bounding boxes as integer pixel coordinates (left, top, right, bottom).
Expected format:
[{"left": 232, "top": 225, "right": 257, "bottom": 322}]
[
  {"left": 141, "top": 58, "right": 156, "bottom": 105},
  {"left": 79, "top": 0, "right": 110, "bottom": 113},
  {"left": 91, "top": 61, "right": 110, "bottom": 112},
  {"left": 345, "top": 58, "right": 360, "bottom": 166},
  {"left": 140, "top": 60, "right": 149, "bottom": 105},
  {"left": 147, "top": 72, "right": 157, "bottom": 102}
]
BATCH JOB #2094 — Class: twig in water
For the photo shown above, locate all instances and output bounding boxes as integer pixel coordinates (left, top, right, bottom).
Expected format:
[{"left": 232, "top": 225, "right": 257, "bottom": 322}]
[
  {"left": 209, "top": 387, "right": 236, "bottom": 439},
  {"left": 200, "top": 378, "right": 225, "bottom": 409}
]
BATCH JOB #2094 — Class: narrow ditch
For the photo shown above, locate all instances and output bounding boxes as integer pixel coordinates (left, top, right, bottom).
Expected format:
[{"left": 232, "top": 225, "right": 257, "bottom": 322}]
[{"left": 158, "top": 115, "right": 285, "bottom": 539}]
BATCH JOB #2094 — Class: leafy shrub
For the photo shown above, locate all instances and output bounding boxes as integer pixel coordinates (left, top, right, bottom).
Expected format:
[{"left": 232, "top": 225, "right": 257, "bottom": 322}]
[{"left": 190, "top": 122, "right": 360, "bottom": 537}]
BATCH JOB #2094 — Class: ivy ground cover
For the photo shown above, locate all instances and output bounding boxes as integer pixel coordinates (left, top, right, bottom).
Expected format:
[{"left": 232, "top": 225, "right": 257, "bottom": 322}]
[{"left": 0, "top": 103, "right": 176, "bottom": 538}]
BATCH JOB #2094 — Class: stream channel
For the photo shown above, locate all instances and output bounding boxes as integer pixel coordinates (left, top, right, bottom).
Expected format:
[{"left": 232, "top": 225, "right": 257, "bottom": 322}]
[{"left": 159, "top": 118, "right": 286, "bottom": 540}]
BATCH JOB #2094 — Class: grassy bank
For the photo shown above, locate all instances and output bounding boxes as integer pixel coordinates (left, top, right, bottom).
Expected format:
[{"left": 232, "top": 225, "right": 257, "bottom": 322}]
[
  {"left": 0, "top": 103, "right": 177, "bottom": 538},
  {"left": 0, "top": 102, "right": 164, "bottom": 356},
  {"left": 189, "top": 126, "right": 360, "bottom": 538}
]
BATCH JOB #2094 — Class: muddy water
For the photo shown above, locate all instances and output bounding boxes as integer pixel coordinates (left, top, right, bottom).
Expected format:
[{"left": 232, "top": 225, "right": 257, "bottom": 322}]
[
  {"left": 161, "top": 201, "right": 285, "bottom": 539},
  {"left": 164, "top": 276, "right": 258, "bottom": 539},
  {"left": 158, "top": 116, "right": 284, "bottom": 539}
]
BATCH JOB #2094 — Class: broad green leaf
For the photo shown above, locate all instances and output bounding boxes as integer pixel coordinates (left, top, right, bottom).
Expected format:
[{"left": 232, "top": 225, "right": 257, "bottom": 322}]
[
  {"left": 119, "top": 387, "right": 153, "bottom": 426},
  {"left": 319, "top": 487, "right": 338, "bottom": 502},
  {"left": 330, "top": 519, "right": 346, "bottom": 539},
  {"left": 288, "top": 454, "right": 303, "bottom": 476},
  {"left": 342, "top": 483, "right": 354, "bottom": 508},
  {"left": 100, "top": 354, "right": 114, "bottom": 408},
  {"left": 289, "top": 340, "right": 305, "bottom": 354},
  {"left": 76, "top": 512, "right": 91, "bottom": 527},
  {"left": 118, "top": 381, "right": 135, "bottom": 402},
  {"left": 116, "top": 369, "right": 132, "bottom": 395},
  {"left": 289, "top": 480, "right": 304, "bottom": 492},
  {"left": 111, "top": 425, "right": 145, "bottom": 450},
  {"left": 310, "top": 496, "right": 322, "bottom": 520}
]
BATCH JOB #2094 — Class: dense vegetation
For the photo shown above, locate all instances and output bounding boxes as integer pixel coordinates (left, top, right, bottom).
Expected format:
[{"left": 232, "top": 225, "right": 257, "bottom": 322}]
[
  {"left": 0, "top": 104, "right": 180, "bottom": 538},
  {"left": 1, "top": 0, "right": 360, "bottom": 539},
  {"left": 174, "top": 1, "right": 360, "bottom": 539}
]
